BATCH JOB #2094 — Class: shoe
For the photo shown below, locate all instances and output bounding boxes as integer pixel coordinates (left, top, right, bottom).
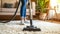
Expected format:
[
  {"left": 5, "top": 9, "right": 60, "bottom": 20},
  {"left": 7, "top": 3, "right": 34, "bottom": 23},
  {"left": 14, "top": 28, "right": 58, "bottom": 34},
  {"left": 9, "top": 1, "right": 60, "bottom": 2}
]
[
  {"left": 24, "top": 21, "right": 30, "bottom": 24},
  {"left": 20, "top": 21, "right": 24, "bottom": 25}
]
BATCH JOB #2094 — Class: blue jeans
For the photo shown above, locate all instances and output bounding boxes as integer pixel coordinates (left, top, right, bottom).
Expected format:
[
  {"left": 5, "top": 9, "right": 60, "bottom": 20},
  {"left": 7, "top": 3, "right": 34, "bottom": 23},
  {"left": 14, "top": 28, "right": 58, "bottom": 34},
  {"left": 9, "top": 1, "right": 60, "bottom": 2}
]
[{"left": 20, "top": 0, "right": 27, "bottom": 18}]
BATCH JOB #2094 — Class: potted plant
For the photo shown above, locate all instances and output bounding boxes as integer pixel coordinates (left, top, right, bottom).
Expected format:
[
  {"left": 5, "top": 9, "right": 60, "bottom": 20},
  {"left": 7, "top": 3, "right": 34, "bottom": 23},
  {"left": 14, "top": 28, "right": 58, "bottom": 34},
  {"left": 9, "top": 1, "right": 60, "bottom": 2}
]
[{"left": 36, "top": 0, "right": 49, "bottom": 20}]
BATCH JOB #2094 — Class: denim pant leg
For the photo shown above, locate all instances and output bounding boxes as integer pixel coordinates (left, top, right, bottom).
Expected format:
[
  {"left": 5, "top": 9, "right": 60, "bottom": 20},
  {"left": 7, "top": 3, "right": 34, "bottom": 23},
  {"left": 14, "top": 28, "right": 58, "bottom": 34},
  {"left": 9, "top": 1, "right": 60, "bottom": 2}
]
[{"left": 20, "top": 0, "right": 28, "bottom": 18}]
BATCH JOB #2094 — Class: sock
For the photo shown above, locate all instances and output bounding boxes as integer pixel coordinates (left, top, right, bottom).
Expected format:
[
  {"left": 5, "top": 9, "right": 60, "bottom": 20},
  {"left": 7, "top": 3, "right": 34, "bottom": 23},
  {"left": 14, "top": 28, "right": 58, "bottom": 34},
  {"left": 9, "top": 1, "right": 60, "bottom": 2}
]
[
  {"left": 21, "top": 17, "right": 25, "bottom": 24},
  {"left": 24, "top": 17, "right": 27, "bottom": 21},
  {"left": 24, "top": 17, "right": 29, "bottom": 23}
]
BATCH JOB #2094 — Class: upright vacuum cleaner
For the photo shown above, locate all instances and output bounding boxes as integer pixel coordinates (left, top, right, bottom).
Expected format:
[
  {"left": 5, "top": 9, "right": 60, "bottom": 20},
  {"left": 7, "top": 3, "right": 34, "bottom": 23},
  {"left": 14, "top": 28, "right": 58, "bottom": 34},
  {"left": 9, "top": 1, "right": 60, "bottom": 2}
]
[
  {"left": 0, "top": 0, "right": 41, "bottom": 31},
  {"left": 23, "top": 0, "right": 41, "bottom": 31}
]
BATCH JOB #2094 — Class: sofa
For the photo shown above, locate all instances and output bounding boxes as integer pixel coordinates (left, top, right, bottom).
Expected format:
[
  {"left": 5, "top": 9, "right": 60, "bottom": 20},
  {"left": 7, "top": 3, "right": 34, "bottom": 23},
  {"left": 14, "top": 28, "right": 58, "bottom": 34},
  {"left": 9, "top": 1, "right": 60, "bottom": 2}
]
[
  {"left": 0, "top": 8, "right": 35, "bottom": 15},
  {"left": 0, "top": 1, "right": 36, "bottom": 15}
]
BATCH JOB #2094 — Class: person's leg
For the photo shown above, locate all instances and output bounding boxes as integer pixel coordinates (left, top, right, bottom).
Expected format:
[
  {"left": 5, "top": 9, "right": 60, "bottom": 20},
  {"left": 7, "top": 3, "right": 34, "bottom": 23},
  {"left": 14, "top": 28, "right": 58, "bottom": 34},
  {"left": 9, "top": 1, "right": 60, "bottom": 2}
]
[
  {"left": 20, "top": 6, "right": 25, "bottom": 25},
  {"left": 24, "top": 8, "right": 29, "bottom": 23},
  {"left": 24, "top": 0, "right": 29, "bottom": 23},
  {"left": 20, "top": 0, "right": 27, "bottom": 24}
]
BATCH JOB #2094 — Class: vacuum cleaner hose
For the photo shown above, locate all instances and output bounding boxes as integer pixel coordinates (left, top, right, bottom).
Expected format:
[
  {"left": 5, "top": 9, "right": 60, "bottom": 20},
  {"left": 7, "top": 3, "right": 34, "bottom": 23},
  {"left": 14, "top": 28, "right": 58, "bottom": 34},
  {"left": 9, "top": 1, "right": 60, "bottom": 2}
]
[{"left": 0, "top": 0, "right": 20, "bottom": 23}]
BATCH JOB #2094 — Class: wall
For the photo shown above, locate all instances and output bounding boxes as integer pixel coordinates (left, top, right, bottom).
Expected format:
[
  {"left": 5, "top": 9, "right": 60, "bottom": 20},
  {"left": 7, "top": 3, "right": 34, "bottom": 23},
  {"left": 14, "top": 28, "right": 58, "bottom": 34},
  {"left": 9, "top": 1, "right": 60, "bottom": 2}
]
[
  {"left": 48, "top": 0, "right": 60, "bottom": 19},
  {"left": 57, "top": 0, "right": 60, "bottom": 13}
]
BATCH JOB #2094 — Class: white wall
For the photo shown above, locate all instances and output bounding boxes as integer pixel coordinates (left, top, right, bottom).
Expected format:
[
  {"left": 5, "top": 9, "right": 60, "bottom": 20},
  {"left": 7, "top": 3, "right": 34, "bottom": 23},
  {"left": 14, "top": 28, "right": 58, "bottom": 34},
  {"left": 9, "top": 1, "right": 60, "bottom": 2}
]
[{"left": 48, "top": 0, "right": 60, "bottom": 19}]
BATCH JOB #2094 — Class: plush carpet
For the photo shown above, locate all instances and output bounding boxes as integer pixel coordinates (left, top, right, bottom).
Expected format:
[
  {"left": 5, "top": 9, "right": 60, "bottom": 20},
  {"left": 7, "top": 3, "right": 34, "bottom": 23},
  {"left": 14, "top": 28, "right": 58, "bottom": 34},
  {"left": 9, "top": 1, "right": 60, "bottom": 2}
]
[{"left": 0, "top": 20, "right": 60, "bottom": 34}]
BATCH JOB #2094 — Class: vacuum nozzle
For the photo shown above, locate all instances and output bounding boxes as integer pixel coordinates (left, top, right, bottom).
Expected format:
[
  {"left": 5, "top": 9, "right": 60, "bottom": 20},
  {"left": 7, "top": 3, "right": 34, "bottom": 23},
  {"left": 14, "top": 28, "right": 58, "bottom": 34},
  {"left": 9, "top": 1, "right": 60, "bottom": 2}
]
[{"left": 23, "top": 26, "right": 41, "bottom": 31}]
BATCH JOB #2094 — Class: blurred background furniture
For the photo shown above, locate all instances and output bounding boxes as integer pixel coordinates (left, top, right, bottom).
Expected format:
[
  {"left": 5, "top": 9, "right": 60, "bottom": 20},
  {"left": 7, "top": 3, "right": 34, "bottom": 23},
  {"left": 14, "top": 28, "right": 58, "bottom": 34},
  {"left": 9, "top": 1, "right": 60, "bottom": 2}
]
[{"left": 0, "top": 0, "right": 36, "bottom": 20}]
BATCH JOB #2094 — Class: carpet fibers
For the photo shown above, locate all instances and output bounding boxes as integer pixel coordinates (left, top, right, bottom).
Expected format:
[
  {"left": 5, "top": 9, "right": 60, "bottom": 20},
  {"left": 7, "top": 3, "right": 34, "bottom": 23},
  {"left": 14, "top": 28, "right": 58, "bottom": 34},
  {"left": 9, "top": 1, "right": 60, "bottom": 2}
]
[{"left": 0, "top": 20, "right": 60, "bottom": 34}]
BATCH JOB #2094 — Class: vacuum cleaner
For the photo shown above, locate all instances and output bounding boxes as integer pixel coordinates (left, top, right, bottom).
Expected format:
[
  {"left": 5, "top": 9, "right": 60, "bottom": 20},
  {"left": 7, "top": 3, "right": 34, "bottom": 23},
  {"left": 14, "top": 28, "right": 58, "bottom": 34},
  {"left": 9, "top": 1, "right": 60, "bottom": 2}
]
[
  {"left": 0, "top": 0, "right": 41, "bottom": 31},
  {"left": 23, "top": 0, "right": 41, "bottom": 31}
]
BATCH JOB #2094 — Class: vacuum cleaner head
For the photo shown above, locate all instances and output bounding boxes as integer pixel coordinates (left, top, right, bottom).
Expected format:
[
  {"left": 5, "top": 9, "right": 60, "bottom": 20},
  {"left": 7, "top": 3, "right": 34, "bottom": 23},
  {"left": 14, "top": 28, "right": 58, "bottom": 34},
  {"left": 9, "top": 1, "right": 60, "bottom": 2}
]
[{"left": 23, "top": 26, "right": 41, "bottom": 31}]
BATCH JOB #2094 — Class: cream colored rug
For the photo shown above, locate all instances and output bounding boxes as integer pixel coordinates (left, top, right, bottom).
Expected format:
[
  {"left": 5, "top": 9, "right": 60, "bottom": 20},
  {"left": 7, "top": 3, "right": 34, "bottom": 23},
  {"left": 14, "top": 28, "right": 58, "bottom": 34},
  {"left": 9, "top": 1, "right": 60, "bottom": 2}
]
[{"left": 0, "top": 20, "right": 60, "bottom": 34}]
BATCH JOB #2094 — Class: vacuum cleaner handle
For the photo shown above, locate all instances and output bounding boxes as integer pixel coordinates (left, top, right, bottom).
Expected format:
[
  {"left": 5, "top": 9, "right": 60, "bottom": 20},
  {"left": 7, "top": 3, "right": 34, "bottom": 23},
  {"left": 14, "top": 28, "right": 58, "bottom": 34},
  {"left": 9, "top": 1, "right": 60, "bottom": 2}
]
[{"left": 29, "top": 0, "right": 33, "bottom": 26}]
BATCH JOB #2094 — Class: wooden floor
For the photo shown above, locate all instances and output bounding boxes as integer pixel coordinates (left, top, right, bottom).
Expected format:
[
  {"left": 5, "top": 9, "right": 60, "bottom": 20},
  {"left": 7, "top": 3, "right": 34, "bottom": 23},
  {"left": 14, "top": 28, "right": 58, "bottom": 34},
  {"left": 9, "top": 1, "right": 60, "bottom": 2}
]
[
  {"left": 0, "top": 15, "right": 60, "bottom": 24},
  {"left": 44, "top": 19, "right": 60, "bottom": 24}
]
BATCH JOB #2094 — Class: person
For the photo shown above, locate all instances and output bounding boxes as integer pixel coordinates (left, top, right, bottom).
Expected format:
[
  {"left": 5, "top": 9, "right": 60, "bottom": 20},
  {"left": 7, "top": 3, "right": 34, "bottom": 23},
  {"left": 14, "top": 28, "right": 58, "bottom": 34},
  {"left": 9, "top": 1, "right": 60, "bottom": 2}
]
[{"left": 20, "top": 0, "right": 28, "bottom": 25}]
